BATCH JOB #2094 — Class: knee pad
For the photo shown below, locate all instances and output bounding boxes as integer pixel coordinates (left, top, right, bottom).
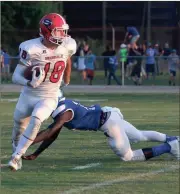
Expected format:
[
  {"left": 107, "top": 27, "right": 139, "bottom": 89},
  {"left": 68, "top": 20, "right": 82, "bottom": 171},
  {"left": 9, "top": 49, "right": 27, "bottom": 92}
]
[
  {"left": 108, "top": 136, "right": 129, "bottom": 159},
  {"left": 12, "top": 120, "right": 26, "bottom": 144},
  {"left": 12, "top": 111, "right": 30, "bottom": 149},
  {"left": 23, "top": 117, "right": 41, "bottom": 141},
  {"left": 121, "top": 149, "right": 134, "bottom": 161}
]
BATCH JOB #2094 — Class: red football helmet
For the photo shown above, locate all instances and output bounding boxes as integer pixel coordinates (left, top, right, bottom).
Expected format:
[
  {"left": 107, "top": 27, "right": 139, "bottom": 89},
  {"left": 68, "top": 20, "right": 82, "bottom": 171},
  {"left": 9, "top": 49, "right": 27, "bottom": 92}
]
[{"left": 39, "top": 13, "right": 69, "bottom": 45}]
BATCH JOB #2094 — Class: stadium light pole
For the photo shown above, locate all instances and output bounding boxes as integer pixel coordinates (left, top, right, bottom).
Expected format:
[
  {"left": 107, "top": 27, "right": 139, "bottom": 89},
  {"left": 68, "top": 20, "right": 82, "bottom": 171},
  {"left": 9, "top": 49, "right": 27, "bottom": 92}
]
[
  {"left": 147, "top": 1, "right": 151, "bottom": 44},
  {"left": 109, "top": 23, "right": 115, "bottom": 50},
  {"left": 59, "top": 2, "right": 63, "bottom": 15},
  {"left": 102, "top": 1, "right": 107, "bottom": 48}
]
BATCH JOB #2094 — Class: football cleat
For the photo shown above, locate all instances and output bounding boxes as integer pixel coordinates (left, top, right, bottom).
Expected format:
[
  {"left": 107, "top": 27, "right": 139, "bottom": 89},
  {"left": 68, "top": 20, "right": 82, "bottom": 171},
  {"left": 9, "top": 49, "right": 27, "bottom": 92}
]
[
  {"left": 8, "top": 156, "right": 22, "bottom": 171},
  {"left": 167, "top": 139, "right": 180, "bottom": 160}
]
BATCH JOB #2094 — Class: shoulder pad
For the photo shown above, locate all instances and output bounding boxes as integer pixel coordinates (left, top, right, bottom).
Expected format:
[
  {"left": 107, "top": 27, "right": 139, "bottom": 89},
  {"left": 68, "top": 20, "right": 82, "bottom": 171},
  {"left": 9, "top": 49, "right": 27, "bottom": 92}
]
[{"left": 64, "top": 37, "right": 77, "bottom": 57}]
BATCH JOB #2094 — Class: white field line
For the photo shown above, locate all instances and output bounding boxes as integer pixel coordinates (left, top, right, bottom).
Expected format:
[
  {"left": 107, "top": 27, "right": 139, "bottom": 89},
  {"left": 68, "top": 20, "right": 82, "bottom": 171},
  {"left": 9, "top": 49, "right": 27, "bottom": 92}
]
[
  {"left": 61, "top": 165, "right": 179, "bottom": 194},
  {"left": 0, "top": 98, "right": 108, "bottom": 103},
  {"left": 0, "top": 98, "right": 18, "bottom": 102},
  {"left": 0, "top": 163, "right": 8, "bottom": 168},
  {"left": 1, "top": 155, "right": 8, "bottom": 159},
  {"left": 72, "top": 163, "right": 101, "bottom": 170},
  {"left": 72, "top": 99, "right": 108, "bottom": 102}
]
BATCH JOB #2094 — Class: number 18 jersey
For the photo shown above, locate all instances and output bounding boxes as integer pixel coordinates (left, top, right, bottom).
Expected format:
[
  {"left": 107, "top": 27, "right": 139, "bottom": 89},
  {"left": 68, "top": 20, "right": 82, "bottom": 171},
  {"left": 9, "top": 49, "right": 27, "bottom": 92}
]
[{"left": 19, "top": 37, "right": 76, "bottom": 98}]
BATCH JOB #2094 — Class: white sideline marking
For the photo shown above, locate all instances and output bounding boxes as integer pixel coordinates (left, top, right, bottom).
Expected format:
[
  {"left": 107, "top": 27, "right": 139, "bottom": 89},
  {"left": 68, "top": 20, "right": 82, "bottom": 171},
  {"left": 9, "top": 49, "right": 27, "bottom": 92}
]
[
  {"left": 0, "top": 163, "right": 8, "bottom": 168},
  {"left": 74, "top": 98, "right": 108, "bottom": 102},
  {"left": 1, "top": 155, "right": 8, "bottom": 159},
  {"left": 72, "top": 163, "right": 101, "bottom": 170},
  {"left": 1, "top": 98, "right": 18, "bottom": 102},
  {"left": 1, "top": 98, "right": 108, "bottom": 103},
  {"left": 61, "top": 165, "right": 179, "bottom": 194}
]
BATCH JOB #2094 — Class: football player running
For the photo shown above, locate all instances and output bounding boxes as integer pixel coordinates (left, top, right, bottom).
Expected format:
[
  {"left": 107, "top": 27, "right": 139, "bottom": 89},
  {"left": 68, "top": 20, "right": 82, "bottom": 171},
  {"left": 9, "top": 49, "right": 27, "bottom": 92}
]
[
  {"left": 8, "top": 13, "right": 77, "bottom": 171},
  {"left": 23, "top": 98, "right": 179, "bottom": 162}
]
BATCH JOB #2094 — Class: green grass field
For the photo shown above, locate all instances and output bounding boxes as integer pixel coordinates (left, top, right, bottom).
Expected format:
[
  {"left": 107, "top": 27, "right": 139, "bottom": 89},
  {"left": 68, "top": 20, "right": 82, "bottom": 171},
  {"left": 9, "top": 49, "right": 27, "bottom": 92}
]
[{"left": 0, "top": 93, "right": 179, "bottom": 194}]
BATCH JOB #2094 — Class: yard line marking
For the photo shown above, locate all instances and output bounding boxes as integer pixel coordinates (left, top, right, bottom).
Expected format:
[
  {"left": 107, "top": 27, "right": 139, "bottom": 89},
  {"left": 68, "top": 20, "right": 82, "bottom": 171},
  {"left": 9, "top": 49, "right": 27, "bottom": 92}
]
[
  {"left": 0, "top": 163, "right": 8, "bottom": 168},
  {"left": 0, "top": 98, "right": 108, "bottom": 103},
  {"left": 1, "top": 155, "right": 8, "bottom": 159},
  {"left": 61, "top": 165, "right": 179, "bottom": 194},
  {"left": 72, "top": 163, "right": 101, "bottom": 170},
  {"left": 73, "top": 99, "right": 108, "bottom": 102},
  {"left": 1, "top": 98, "right": 18, "bottom": 102}
]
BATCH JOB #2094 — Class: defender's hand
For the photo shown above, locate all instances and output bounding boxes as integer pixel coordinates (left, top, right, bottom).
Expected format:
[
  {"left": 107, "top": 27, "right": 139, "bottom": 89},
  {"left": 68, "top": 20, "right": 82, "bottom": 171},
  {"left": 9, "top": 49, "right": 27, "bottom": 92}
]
[{"left": 22, "top": 154, "right": 38, "bottom": 160}]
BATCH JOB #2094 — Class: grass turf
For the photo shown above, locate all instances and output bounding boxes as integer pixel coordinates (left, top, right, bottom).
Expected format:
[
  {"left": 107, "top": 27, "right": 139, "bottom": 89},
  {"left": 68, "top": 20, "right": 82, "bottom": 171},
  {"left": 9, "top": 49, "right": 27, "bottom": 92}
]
[{"left": 0, "top": 93, "right": 179, "bottom": 194}]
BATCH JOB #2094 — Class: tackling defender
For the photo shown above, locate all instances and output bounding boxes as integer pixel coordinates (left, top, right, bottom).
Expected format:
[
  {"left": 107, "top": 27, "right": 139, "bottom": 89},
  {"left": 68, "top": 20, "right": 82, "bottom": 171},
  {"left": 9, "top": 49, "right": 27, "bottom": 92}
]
[
  {"left": 8, "top": 13, "right": 77, "bottom": 171},
  {"left": 23, "top": 98, "right": 179, "bottom": 162}
]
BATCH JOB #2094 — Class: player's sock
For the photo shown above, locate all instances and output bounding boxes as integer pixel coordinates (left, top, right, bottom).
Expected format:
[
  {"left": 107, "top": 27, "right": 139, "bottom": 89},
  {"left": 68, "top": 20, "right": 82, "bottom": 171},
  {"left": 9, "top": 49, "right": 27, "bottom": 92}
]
[
  {"left": 142, "top": 143, "right": 171, "bottom": 160},
  {"left": 141, "top": 131, "right": 166, "bottom": 142},
  {"left": 13, "top": 117, "right": 41, "bottom": 157},
  {"left": 166, "top": 135, "right": 177, "bottom": 142}
]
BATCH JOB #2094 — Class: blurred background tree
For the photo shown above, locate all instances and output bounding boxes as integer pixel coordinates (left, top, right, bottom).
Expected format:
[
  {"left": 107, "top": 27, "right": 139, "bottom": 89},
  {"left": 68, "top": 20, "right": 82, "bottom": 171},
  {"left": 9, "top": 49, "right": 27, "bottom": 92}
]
[{"left": 1, "top": 2, "right": 62, "bottom": 55}]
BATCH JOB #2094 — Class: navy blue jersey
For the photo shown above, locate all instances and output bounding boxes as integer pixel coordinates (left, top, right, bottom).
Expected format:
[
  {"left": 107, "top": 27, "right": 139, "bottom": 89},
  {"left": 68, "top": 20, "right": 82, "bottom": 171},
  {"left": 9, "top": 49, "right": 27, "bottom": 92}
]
[
  {"left": 127, "top": 27, "right": 139, "bottom": 36},
  {"left": 51, "top": 99, "right": 102, "bottom": 131}
]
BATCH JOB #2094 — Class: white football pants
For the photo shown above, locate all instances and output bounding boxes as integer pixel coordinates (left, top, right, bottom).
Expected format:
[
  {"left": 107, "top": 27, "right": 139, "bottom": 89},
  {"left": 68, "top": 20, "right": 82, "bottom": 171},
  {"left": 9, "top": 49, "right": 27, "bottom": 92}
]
[
  {"left": 12, "top": 92, "right": 58, "bottom": 150},
  {"left": 99, "top": 109, "right": 166, "bottom": 161}
]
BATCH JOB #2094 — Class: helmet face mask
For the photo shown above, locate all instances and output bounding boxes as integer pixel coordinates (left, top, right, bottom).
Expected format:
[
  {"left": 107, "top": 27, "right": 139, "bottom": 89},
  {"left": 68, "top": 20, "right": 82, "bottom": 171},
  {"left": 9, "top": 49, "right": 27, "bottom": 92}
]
[{"left": 39, "top": 13, "right": 69, "bottom": 45}]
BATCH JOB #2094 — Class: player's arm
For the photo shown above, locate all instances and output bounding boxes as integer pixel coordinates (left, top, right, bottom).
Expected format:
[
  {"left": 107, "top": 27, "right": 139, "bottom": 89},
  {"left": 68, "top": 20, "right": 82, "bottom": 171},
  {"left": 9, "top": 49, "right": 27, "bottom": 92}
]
[
  {"left": 23, "top": 129, "right": 61, "bottom": 161},
  {"left": 63, "top": 57, "right": 72, "bottom": 85},
  {"left": 12, "top": 62, "right": 30, "bottom": 86},
  {"left": 23, "top": 111, "right": 73, "bottom": 160}
]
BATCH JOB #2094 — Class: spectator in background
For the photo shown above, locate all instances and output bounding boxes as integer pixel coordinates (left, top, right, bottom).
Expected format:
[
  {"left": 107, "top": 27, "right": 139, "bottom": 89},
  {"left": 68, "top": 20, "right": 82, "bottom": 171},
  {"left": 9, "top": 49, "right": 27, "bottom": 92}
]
[
  {"left": 126, "top": 44, "right": 137, "bottom": 79},
  {"left": 145, "top": 43, "right": 156, "bottom": 82},
  {"left": 168, "top": 49, "right": 179, "bottom": 86},
  {"left": 102, "top": 45, "right": 112, "bottom": 78},
  {"left": 107, "top": 50, "right": 121, "bottom": 85},
  {"left": 130, "top": 46, "right": 143, "bottom": 85},
  {"left": 163, "top": 43, "right": 171, "bottom": 59},
  {"left": 85, "top": 49, "right": 96, "bottom": 85},
  {"left": 0, "top": 49, "right": 4, "bottom": 79},
  {"left": 76, "top": 42, "right": 87, "bottom": 83},
  {"left": 83, "top": 40, "right": 89, "bottom": 55},
  {"left": 124, "top": 26, "right": 140, "bottom": 49},
  {"left": 2, "top": 49, "right": 11, "bottom": 82},
  {"left": 154, "top": 44, "right": 163, "bottom": 75},
  {"left": 162, "top": 42, "right": 171, "bottom": 74}
]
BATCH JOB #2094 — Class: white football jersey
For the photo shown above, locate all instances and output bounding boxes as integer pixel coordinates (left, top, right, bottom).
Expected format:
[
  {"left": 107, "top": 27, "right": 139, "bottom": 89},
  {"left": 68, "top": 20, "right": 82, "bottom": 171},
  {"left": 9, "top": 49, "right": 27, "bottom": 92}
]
[{"left": 19, "top": 37, "right": 77, "bottom": 97}]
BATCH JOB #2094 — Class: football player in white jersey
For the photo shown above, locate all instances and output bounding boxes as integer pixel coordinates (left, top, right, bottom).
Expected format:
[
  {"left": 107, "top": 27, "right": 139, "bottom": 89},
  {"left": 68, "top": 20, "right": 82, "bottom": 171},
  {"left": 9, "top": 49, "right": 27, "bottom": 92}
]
[{"left": 8, "top": 13, "right": 77, "bottom": 171}]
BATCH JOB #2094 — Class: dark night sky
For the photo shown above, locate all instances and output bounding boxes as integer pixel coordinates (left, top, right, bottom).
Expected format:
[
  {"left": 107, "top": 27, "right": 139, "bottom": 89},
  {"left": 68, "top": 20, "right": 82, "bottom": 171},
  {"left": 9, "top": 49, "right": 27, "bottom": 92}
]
[
  {"left": 63, "top": 1, "right": 177, "bottom": 28},
  {"left": 63, "top": 1, "right": 178, "bottom": 40}
]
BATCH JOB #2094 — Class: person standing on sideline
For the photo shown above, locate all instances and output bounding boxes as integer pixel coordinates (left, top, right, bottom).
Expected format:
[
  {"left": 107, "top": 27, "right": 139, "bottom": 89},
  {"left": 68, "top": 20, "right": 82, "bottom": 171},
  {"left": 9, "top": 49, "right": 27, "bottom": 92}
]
[
  {"left": 85, "top": 49, "right": 96, "bottom": 85},
  {"left": 102, "top": 45, "right": 112, "bottom": 78},
  {"left": 168, "top": 49, "right": 179, "bottom": 86},
  {"left": 2, "top": 49, "right": 11, "bottom": 82},
  {"left": 77, "top": 43, "right": 86, "bottom": 83},
  {"left": 145, "top": 43, "right": 156, "bottom": 82},
  {"left": 107, "top": 51, "right": 121, "bottom": 85}
]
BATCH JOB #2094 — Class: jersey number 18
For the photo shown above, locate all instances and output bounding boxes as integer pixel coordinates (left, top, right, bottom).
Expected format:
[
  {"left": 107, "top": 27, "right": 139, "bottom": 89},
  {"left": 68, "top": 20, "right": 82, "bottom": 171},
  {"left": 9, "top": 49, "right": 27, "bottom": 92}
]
[{"left": 43, "top": 61, "right": 65, "bottom": 83}]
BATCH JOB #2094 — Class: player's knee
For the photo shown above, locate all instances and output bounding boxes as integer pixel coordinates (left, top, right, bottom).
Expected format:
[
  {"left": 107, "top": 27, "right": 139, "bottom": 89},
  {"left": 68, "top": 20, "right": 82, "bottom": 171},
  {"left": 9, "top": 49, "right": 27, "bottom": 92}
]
[
  {"left": 139, "top": 132, "right": 148, "bottom": 141},
  {"left": 121, "top": 149, "right": 134, "bottom": 161},
  {"left": 23, "top": 117, "right": 41, "bottom": 140},
  {"left": 133, "top": 131, "right": 148, "bottom": 142}
]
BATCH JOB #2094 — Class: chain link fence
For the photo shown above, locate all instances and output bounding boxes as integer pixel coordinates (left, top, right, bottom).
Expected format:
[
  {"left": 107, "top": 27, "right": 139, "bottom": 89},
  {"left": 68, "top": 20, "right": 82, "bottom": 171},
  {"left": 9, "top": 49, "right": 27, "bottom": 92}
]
[{"left": 0, "top": 55, "right": 179, "bottom": 86}]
